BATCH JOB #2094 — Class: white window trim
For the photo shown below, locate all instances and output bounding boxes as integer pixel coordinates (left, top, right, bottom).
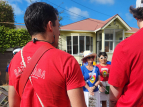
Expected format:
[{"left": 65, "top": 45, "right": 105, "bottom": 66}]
[
  {"left": 71, "top": 36, "right": 73, "bottom": 55},
  {"left": 66, "top": 36, "right": 93, "bottom": 55},
  {"left": 104, "top": 29, "right": 124, "bottom": 53}
]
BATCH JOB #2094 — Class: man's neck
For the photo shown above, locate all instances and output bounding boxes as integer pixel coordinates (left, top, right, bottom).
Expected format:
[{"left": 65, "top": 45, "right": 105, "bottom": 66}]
[
  {"left": 31, "top": 34, "right": 52, "bottom": 42},
  {"left": 138, "top": 20, "right": 143, "bottom": 29}
]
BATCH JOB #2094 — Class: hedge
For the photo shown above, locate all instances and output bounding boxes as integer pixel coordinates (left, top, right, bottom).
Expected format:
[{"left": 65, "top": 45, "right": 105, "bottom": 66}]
[{"left": 0, "top": 26, "right": 31, "bottom": 53}]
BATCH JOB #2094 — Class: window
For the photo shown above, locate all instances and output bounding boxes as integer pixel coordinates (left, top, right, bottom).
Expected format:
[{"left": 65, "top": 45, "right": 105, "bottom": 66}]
[
  {"left": 105, "top": 33, "right": 113, "bottom": 52},
  {"left": 80, "top": 36, "right": 84, "bottom": 53},
  {"left": 67, "top": 36, "right": 93, "bottom": 55},
  {"left": 105, "top": 29, "right": 123, "bottom": 52},
  {"left": 86, "top": 36, "right": 90, "bottom": 50},
  {"left": 105, "top": 41, "right": 113, "bottom": 52},
  {"left": 67, "top": 37, "right": 71, "bottom": 54},
  {"left": 73, "top": 36, "right": 78, "bottom": 54},
  {"left": 97, "top": 33, "right": 102, "bottom": 52},
  {"left": 91, "top": 37, "right": 93, "bottom": 52}
]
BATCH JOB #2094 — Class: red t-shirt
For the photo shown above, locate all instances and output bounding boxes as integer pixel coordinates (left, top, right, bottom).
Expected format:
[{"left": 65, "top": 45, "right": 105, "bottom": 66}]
[
  {"left": 108, "top": 28, "right": 143, "bottom": 107},
  {"left": 9, "top": 41, "right": 85, "bottom": 107},
  {"left": 96, "top": 64, "right": 110, "bottom": 81}
]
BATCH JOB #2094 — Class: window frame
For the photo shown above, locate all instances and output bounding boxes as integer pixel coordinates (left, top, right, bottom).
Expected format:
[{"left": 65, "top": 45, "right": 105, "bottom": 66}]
[
  {"left": 66, "top": 36, "right": 93, "bottom": 55},
  {"left": 104, "top": 29, "right": 124, "bottom": 53}
]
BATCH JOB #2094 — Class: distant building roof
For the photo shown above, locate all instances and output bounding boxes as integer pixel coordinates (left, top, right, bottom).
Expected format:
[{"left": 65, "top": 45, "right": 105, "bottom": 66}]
[
  {"left": 126, "top": 27, "right": 139, "bottom": 33},
  {"left": 15, "top": 25, "right": 27, "bottom": 29},
  {"left": 60, "top": 14, "right": 139, "bottom": 33}
]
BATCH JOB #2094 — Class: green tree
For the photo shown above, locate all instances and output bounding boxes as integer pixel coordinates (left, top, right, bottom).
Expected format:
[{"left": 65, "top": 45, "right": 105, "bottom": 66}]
[{"left": 0, "top": 0, "right": 15, "bottom": 29}]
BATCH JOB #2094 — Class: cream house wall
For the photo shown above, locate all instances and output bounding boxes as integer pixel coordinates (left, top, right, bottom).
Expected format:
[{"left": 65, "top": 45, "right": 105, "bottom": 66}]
[
  {"left": 125, "top": 33, "right": 133, "bottom": 38},
  {"left": 60, "top": 31, "right": 96, "bottom": 64}
]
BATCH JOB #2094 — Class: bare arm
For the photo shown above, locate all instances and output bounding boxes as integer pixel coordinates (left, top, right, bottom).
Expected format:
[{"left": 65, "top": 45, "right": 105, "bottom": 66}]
[
  {"left": 94, "top": 75, "right": 101, "bottom": 86},
  {"left": 9, "top": 86, "right": 21, "bottom": 107},
  {"left": 67, "top": 87, "right": 87, "bottom": 107},
  {"left": 84, "top": 81, "right": 90, "bottom": 90},
  {"left": 109, "top": 85, "right": 123, "bottom": 107},
  {"left": 83, "top": 76, "right": 90, "bottom": 92}
]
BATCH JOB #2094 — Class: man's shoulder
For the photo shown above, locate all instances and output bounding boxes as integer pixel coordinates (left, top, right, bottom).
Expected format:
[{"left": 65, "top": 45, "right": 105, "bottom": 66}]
[
  {"left": 116, "top": 28, "right": 143, "bottom": 53},
  {"left": 11, "top": 51, "right": 21, "bottom": 63},
  {"left": 48, "top": 48, "right": 72, "bottom": 57},
  {"left": 45, "top": 48, "right": 75, "bottom": 62},
  {"left": 121, "top": 28, "right": 143, "bottom": 45}
]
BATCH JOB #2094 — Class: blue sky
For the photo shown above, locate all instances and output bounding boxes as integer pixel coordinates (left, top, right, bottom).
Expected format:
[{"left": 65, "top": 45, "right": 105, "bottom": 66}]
[{"left": 5, "top": 0, "right": 138, "bottom": 28}]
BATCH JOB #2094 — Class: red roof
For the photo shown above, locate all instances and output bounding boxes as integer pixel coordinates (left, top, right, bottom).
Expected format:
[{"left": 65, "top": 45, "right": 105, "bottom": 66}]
[
  {"left": 60, "top": 14, "right": 139, "bottom": 33},
  {"left": 126, "top": 27, "right": 139, "bottom": 33}
]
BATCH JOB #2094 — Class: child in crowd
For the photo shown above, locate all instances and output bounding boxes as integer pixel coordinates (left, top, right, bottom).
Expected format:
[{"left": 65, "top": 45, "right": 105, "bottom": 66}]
[{"left": 96, "top": 52, "right": 111, "bottom": 107}]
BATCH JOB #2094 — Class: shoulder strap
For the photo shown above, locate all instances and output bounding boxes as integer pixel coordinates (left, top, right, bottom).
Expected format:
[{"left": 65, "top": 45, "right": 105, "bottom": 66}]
[{"left": 19, "top": 43, "right": 54, "bottom": 97}]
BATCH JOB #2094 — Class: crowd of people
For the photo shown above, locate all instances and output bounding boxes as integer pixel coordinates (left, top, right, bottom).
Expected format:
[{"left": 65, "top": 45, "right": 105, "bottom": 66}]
[
  {"left": 6, "top": 0, "right": 143, "bottom": 107},
  {"left": 81, "top": 51, "right": 110, "bottom": 107}
]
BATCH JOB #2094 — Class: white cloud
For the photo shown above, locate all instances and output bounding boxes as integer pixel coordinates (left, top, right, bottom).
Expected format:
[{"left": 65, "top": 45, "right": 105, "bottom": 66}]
[
  {"left": 126, "top": 13, "right": 133, "bottom": 21},
  {"left": 1, "top": 0, "right": 24, "bottom": 15},
  {"left": 3, "top": 0, "right": 22, "bottom": 3},
  {"left": 10, "top": 0, "right": 22, "bottom": 2},
  {"left": 90, "top": 0, "right": 114, "bottom": 5},
  {"left": 68, "top": 7, "right": 89, "bottom": 21},
  {"left": 11, "top": 4, "right": 24, "bottom": 15}
]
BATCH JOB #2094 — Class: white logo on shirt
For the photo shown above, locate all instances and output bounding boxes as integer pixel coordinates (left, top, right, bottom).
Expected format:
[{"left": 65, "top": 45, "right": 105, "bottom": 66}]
[{"left": 14, "top": 56, "right": 46, "bottom": 79}]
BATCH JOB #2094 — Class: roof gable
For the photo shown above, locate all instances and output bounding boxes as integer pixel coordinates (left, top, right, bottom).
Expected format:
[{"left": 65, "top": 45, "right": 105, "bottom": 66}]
[{"left": 102, "top": 15, "right": 131, "bottom": 31}]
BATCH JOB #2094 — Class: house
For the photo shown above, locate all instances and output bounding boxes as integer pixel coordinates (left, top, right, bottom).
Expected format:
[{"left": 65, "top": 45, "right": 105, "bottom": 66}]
[{"left": 59, "top": 14, "right": 139, "bottom": 64}]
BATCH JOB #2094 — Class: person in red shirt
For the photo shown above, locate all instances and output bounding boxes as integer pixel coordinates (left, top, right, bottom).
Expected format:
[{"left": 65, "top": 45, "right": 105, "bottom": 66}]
[
  {"left": 8, "top": 2, "right": 86, "bottom": 107},
  {"left": 109, "top": 0, "right": 143, "bottom": 107},
  {"left": 96, "top": 52, "right": 111, "bottom": 107}
]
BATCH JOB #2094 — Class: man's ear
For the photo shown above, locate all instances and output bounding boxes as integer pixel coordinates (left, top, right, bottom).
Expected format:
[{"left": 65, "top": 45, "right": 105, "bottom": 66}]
[{"left": 46, "top": 21, "right": 53, "bottom": 32}]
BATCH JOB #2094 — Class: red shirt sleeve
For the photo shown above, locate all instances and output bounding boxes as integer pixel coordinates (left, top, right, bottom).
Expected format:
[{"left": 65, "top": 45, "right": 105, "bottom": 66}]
[
  {"left": 108, "top": 44, "right": 129, "bottom": 88},
  {"left": 64, "top": 56, "right": 85, "bottom": 90}
]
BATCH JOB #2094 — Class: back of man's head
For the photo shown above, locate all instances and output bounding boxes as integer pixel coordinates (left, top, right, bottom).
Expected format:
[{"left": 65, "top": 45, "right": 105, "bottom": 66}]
[
  {"left": 130, "top": 0, "right": 143, "bottom": 20},
  {"left": 24, "top": 2, "right": 58, "bottom": 36}
]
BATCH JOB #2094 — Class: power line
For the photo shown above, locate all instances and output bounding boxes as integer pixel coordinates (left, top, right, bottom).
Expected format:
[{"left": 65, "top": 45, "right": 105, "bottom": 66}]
[
  {"left": 46, "top": 0, "right": 106, "bottom": 25},
  {"left": 0, "top": 1, "right": 108, "bottom": 25},
  {"left": 57, "top": 2, "right": 64, "bottom": 9},
  {"left": 0, "top": 22, "right": 25, "bottom": 24},
  {"left": 71, "top": 0, "right": 112, "bottom": 17},
  {"left": 0, "top": 15, "right": 73, "bottom": 25}
]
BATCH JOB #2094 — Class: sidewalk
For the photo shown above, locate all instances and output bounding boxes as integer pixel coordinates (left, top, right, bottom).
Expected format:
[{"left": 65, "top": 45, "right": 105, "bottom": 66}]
[{"left": 0, "top": 85, "right": 9, "bottom": 107}]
